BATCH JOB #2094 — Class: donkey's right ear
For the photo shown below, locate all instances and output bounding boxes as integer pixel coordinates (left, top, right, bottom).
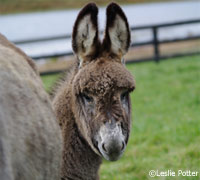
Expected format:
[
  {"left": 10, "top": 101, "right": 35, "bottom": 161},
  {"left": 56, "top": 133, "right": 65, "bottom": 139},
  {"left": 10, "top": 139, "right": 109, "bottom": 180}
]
[{"left": 72, "top": 3, "right": 100, "bottom": 67}]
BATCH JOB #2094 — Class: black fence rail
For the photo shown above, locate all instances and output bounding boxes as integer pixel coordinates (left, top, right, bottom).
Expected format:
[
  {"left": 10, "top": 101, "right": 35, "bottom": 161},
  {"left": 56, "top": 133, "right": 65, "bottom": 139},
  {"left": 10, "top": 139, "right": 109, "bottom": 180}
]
[
  {"left": 13, "top": 19, "right": 200, "bottom": 75},
  {"left": 129, "top": 19, "right": 200, "bottom": 63}
]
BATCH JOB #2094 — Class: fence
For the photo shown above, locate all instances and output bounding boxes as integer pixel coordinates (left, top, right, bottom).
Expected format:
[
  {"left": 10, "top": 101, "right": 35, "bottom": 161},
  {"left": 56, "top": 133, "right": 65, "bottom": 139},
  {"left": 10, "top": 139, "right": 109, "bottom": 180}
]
[
  {"left": 129, "top": 19, "right": 200, "bottom": 64},
  {"left": 13, "top": 19, "right": 200, "bottom": 75}
]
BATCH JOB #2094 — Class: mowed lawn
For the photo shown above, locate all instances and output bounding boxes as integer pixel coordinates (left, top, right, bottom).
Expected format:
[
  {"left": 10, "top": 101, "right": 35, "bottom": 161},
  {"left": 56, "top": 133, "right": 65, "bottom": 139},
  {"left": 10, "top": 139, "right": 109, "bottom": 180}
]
[{"left": 42, "top": 55, "right": 200, "bottom": 180}]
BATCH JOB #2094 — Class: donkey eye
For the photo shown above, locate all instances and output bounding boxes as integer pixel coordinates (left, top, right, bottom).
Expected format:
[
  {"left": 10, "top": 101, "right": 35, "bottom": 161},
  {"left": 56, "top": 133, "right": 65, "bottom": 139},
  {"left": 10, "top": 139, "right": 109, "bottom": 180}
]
[
  {"left": 120, "top": 91, "right": 129, "bottom": 101},
  {"left": 82, "top": 93, "right": 93, "bottom": 103}
]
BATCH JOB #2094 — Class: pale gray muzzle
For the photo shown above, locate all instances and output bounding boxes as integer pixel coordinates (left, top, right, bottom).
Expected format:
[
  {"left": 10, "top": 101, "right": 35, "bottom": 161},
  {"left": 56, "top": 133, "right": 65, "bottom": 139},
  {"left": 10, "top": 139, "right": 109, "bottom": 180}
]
[{"left": 97, "top": 122, "right": 126, "bottom": 161}]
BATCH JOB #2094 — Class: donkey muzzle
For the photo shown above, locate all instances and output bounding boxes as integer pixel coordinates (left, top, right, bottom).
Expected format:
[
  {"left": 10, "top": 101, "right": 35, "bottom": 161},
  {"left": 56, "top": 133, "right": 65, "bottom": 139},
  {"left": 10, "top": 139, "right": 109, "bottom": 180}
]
[{"left": 97, "top": 122, "right": 126, "bottom": 161}]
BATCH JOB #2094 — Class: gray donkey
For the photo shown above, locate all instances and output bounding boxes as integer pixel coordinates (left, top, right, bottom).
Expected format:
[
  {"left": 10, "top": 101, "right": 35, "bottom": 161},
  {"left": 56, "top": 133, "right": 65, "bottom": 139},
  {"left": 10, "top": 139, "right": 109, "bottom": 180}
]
[
  {"left": 53, "top": 2, "right": 135, "bottom": 180},
  {"left": 0, "top": 33, "right": 62, "bottom": 180}
]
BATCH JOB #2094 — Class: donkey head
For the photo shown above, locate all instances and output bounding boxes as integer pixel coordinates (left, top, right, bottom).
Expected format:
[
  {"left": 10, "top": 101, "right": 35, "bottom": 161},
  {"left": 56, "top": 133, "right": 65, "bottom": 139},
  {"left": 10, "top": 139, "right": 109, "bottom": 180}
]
[{"left": 71, "top": 3, "right": 135, "bottom": 161}]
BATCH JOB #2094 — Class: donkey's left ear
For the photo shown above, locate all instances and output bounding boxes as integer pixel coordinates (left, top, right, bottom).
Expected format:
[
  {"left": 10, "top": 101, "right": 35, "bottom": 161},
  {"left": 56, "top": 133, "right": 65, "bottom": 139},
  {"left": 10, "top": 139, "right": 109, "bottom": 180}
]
[
  {"left": 72, "top": 3, "right": 100, "bottom": 67},
  {"left": 102, "top": 3, "right": 131, "bottom": 60}
]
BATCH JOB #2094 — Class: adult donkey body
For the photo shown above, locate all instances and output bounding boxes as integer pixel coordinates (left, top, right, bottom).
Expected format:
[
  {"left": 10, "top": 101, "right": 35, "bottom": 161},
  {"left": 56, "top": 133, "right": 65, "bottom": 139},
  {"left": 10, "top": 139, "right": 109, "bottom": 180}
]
[
  {"left": 53, "top": 3, "right": 135, "bottom": 180},
  {"left": 0, "top": 34, "right": 62, "bottom": 180}
]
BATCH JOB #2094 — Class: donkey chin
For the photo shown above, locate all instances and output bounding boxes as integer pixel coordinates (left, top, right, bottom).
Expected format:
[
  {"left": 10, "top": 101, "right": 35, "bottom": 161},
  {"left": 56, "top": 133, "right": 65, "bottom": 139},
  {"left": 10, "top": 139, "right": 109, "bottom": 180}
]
[{"left": 96, "top": 122, "right": 126, "bottom": 161}]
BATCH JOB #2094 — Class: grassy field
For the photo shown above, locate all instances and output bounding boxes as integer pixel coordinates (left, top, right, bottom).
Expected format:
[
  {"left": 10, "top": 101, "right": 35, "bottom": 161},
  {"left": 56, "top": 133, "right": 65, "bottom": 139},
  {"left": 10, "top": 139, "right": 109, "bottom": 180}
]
[
  {"left": 0, "top": 0, "right": 175, "bottom": 14},
  {"left": 41, "top": 55, "right": 200, "bottom": 180}
]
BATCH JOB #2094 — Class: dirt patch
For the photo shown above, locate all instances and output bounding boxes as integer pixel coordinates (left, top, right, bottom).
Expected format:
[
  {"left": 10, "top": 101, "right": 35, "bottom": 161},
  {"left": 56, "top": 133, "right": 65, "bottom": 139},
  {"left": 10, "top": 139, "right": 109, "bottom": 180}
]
[
  {"left": 125, "top": 39, "right": 200, "bottom": 62},
  {"left": 37, "top": 56, "right": 75, "bottom": 73}
]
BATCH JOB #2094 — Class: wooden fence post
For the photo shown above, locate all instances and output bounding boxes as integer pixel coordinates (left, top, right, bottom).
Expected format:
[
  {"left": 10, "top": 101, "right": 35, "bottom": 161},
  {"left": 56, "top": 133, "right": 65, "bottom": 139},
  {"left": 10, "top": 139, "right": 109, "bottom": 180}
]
[{"left": 152, "top": 27, "right": 160, "bottom": 63}]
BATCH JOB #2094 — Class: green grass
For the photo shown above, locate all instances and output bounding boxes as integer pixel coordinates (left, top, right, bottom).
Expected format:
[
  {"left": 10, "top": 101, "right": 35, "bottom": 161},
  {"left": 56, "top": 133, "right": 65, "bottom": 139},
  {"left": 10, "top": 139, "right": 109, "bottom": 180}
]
[
  {"left": 41, "top": 55, "right": 200, "bottom": 180},
  {"left": 41, "top": 73, "right": 62, "bottom": 93},
  {"left": 0, "top": 0, "right": 175, "bottom": 14}
]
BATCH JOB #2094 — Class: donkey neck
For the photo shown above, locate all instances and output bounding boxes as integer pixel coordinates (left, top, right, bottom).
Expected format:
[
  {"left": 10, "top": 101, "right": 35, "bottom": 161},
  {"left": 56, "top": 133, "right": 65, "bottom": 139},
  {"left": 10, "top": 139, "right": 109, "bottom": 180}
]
[
  {"left": 53, "top": 71, "right": 102, "bottom": 179},
  {"left": 61, "top": 106, "right": 102, "bottom": 180}
]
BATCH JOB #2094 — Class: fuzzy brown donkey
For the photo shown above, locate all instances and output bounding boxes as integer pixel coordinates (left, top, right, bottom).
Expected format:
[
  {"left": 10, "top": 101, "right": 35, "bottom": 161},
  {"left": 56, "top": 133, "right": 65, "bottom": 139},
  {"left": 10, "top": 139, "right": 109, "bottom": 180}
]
[{"left": 53, "top": 2, "right": 135, "bottom": 180}]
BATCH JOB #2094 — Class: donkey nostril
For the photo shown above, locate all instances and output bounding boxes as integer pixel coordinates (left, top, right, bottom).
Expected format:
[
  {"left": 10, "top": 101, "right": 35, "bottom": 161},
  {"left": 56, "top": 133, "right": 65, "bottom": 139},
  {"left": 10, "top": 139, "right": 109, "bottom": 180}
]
[
  {"left": 121, "top": 142, "right": 125, "bottom": 151},
  {"left": 102, "top": 143, "right": 107, "bottom": 152},
  {"left": 102, "top": 141, "right": 125, "bottom": 153}
]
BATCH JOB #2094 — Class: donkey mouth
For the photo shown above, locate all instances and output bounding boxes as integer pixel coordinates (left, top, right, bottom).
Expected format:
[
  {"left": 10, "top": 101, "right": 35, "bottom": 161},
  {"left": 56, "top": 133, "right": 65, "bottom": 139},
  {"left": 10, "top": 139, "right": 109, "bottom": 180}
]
[
  {"left": 102, "top": 151, "right": 123, "bottom": 161},
  {"left": 97, "top": 138, "right": 126, "bottom": 161},
  {"left": 95, "top": 122, "right": 126, "bottom": 161}
]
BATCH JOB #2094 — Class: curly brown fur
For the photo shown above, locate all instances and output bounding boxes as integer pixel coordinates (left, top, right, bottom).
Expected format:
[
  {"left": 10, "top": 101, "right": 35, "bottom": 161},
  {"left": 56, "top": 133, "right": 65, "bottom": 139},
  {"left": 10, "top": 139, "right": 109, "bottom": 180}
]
[{"left": 53, "top": 3, "right": 135, "bottom": 180}]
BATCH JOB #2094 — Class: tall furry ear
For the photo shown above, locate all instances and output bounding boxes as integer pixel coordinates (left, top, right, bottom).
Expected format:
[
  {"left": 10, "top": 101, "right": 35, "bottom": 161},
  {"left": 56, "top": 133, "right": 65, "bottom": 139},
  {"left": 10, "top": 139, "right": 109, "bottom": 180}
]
[
  {"left": 102, "top": 3, "right": 130, "bottom": 60},
  {"left": 72, "top": 3, "right": 100, "bottom": 67}
]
